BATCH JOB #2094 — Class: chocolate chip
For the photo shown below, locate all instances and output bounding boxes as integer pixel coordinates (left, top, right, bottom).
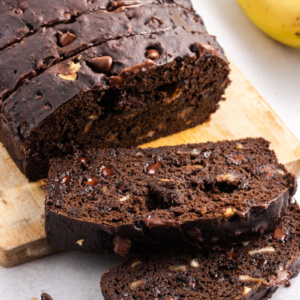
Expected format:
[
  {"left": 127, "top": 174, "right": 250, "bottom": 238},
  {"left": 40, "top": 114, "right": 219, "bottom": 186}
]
[
  {"left": 256, "top": 259, "right": 267, "bottom": 267},
  {"left": 259, "top": 165, "right": 276, "bottom": 179},
  {"left": 61, "top": 175, "right": 70, "bottom": 184},
  {"left": 85, "top": 176, "right": 100, "bottom": 185},
  {"left": 14, "top": 8, "right": 23, "bottom": 15},
  {"left": 101, "top": 166, "right": 114, "bottom": 178},
  {"left": 41, "top": 293, "right": 53, "bottom": 300},
  {"left": 226, "top": 249, "right": 238, "bottom": 260},
  {"left": 77, "top": 156, "right": 88, "bottom": 165},
  {"left": 145, "top": 162, "right": 162, "bottom": 175},
  {"left": 113, "top": 236, "right": 132, "bottom": 257},
  {"left": 57, "top": 31, "right": 76, "bottom": 47},
  {"left": 142, "top": 214, "right": 165, "bottom": 228},
  {"left": 273, "top": 227, "right": 286, "bottom": 241},
  {"left": 63, "top": 12, "right": 72, "bottom": 20},
  {"left": 44, "top": 103, "right": 52, "bottom": 111},
  {"left": 146, "top": 49, "right": 160, "bottom": 60},
  {"left": 87, "top": 56, "right": 113, "bottom": 73}
]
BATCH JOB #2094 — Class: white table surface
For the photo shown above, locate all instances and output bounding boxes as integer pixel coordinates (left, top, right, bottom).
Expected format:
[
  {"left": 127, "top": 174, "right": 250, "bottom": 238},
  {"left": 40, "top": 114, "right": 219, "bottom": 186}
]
[{"left": 1, "top": 0, "right": 300, "bottom": 299}]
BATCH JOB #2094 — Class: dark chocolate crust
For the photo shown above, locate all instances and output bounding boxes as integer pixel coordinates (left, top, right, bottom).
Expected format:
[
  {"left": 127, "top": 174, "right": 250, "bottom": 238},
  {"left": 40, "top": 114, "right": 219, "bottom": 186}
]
[
  {"left": 45, "top": 138, "right": 297, "bottom": 256},
  {"left": 100, "top": 203, "right": 300, "bottom": 300},
  {"left": 0, "top": 1, "right": 230, "bottom": 181},
  {"left": 0, "top": 0, "right": 193, "bottom": 51},
  {"left": 0, "top": 3, "right": 203, "bottom": 100}
]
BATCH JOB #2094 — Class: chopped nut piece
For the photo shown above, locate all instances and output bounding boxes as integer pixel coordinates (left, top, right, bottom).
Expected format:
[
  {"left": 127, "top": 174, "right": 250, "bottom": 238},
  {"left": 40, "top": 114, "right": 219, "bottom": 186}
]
[
  {"left": 136, "top": 151, "right": 144, "bottom": 157},
  {"left": 113, "top": 236, "right": 132, "bottom": 257},
  {"left": 236, "top": 143, "right": 244, "bottom": 150},
  {"left": 216, "top": 173, "right": 240, "bottom": 185},
  {"left": 88, "top": 115, "right": 98, "bottom": 120},
  {"left": 239, "top": 275, "right": 266, "bottom": 284},
  {"left": 276, "top": 169, "right": 285, "bottom": 176},
  {"left": 223, "top": 207, "right": 236, "bottom": 218},
  {"left": 259, "top": 165, "right": 277, "bottom": 179},
  {"left": 190, "top": 259, "right": 199, "bottom": 268},
  {"left": 130, "top": 280, "right": 144, "bottom": 290},
  {"left": 58, "top": 61, "right": 81, "bottom": 81},
  {"left": 183, "top": 165, "right": 204, "bottom": 171},
  {"left": 200, "top": 206, "right": 207, "bottom": 215},
  {"left": 119, "top": 195, "right": 130, "bottom": 202},
  {"left": 76, "top": 239, "right": 84, "bottom": 246},
  {"left": 169, "top": 265, "right": 187, "bottom": 272},
  {"left": 146, "top": 131, "right": 155, "bottom": 137},
  {"left": 101, "top": 186, "right": 108, "bottom": 194},
  {"left": 131, "top": 261, "right": 142, "bottom": 268},
  {"left": 82, "top": 123, "right": 92, "bottom": 134},
  {"left": 243, "top": 241, "right": 250, "bottom": 246},
  {"left": 243, "top": 286, "right": 252, "bottom": 295},
  {"left": 228, "top": 154, "right": 247, "bottom": 165},
  {"left": 191, "top": 149, "right": 201, "bottom": 156},
  {"left": 248, "top": 246, "right": 276, "bottom": 255},
  {"left": 158, "top": 178, "right": 180, "bottom": 188}
]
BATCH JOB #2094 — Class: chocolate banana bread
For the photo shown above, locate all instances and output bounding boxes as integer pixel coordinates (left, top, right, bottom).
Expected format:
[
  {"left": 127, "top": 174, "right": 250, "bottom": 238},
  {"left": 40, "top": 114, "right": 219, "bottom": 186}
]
[
  {"left": 100, "top": 203, "right": 300, "bottom": 300},
  {"left": 45, "top": 138, "right": 297, "bottom": 256},
  {"left": 0, "top": 0, "right": 230, "bottom": 181}
]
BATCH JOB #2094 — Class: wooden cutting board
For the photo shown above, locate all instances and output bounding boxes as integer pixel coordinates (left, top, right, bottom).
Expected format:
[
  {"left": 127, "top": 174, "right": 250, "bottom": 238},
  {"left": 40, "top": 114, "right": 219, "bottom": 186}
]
[{"left": 1, "top": 61, "right": 300, "bottom": 268}]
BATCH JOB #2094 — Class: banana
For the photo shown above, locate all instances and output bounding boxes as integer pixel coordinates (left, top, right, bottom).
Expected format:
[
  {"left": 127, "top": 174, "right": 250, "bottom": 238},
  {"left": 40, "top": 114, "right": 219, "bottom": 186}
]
[{"left": 236, "top": 0, "right": 300, "bottom": 48}]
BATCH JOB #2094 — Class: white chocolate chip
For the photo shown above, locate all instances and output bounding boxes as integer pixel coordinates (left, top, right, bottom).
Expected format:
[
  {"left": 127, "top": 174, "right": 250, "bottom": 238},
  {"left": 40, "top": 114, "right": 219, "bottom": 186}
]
[
  {"left": 239, "top": 275, "right": 266, "bottom": 284},
  {"left": 130, "top": 280, "right": 144, "bottom": 290},
  {"left": 243, "top": 286, "right": 252, "bottom": 295},
  {"left": 236, "top": 143, "right": 244, "bottom": 150},
  {"left": 169, "top": 265, "right": 187, "bottom": 272},
  {"left": 248, "top": 246, "right": 276, "bottom": 256},
  {"left": 76, "top": 239, "right": 84, "bottom": 246},
  {"left": 190, "top": 259, "right": 199, "bottom": 268},
  {"left": 131, "top": 261, "right": 142, "bottom": 268},
  {"left": 58, "top": 61, "right": 81, "bottom": 81},
  {"left": 223, "top": 207, "right": 236, "bottom": 218},
  {"left": 119, "top": 195, "right": 130, "bottom": 202}
]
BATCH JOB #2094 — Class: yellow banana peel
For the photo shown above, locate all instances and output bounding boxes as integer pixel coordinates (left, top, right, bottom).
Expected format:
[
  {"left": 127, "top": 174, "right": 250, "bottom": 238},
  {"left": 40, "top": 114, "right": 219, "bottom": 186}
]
[{"left": 237, "top": 0, "right": 300, "bottom": 48}]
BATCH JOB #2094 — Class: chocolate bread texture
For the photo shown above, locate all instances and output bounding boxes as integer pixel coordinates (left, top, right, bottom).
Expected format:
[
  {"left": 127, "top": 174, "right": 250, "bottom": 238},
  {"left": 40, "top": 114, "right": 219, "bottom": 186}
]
[
  {"left": 100, "top": 203, "right": 300, "bottom": 300},
  {"left": 0, "top": 0, "right": 230, "bottom": 181},
  {"left": 45, "top": 138, "right": 297, "bottom": 256}
]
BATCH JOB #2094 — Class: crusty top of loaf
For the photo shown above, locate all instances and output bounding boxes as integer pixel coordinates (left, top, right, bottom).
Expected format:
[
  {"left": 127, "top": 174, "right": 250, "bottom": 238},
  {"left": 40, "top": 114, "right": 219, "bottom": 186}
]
[{"left": 1, "top": 1, "right": 228, "bottom": 138}]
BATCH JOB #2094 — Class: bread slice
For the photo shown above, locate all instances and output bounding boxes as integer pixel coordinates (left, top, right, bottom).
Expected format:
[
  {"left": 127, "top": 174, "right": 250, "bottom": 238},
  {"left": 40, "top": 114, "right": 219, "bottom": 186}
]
[
  {"left": 45, "top": 138, "right": 296, "bottom": 256},
  {"left": 101, "top": 203, "right": 300, "bottom": 300}
]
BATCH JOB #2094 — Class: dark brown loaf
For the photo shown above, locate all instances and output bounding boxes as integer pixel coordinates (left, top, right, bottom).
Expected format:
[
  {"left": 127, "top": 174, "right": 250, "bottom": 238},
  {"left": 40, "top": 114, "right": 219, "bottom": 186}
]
[
  {"left": 100, "top": 203, "right": 300, "bottom": 300},
  {"left": 0, "top": 3, "right": 203, "bottom": 100},
  {"left": 0, "top": 0, "right": 230, "bottom": 181},
  {"left": 45, "top": 138, "right": 296, "bottom": 256}
]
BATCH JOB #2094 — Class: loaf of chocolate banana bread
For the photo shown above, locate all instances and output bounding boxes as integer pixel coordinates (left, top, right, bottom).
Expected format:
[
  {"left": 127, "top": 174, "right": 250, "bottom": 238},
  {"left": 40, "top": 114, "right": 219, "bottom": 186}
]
[
  {"left": 45, "top": 138, "right": 296, "bottom": 256},
  {"left": 100, "top": 203, "right": 300, "bottom": 300},
  {"left": 0, "top": 0, "right": 230, "bottom": 181}
]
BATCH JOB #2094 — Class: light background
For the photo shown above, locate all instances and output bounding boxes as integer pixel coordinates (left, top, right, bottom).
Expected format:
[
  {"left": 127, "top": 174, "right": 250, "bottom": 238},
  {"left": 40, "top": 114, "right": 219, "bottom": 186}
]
[{"left": 1, "top": 0, "right": 300, "bottom": 299}]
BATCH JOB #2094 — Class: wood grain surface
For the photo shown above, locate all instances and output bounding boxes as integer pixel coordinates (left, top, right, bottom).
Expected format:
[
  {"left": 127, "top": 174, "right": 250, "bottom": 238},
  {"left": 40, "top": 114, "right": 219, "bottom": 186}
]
[{"left": 1, "top": 61, "right": 300, "bottom": 267}]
